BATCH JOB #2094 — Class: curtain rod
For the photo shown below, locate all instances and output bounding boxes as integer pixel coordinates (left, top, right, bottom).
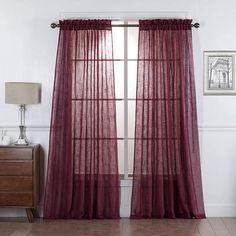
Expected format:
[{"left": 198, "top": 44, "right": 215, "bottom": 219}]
[{"left": 50, "top": 22, "right": 200, "bottom": 29}]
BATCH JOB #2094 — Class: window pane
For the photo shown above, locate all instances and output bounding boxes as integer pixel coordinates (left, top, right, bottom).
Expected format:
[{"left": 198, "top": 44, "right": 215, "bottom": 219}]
[
  {"left": 114, "top": 61, "right": 124, "bottom": 99},
  {"left": 112, "top": 22, "right": 124, "bottom": 59},
  {"left": 128, "top": 61, "right": 137, "bottom": 99},
  {"left": 128, "top": 101, "right": 136, "bottom": 138},
  {"left": 128, "top": 21, "right": 139, "bottom": 59},
  {"left": 116, "top": 101, "right": 124, "bottom": 138},
  {"left": 128, "top": 139, "right": 134, "bottom": 175},
  {"left": 118, "top": 140, "right": 124, "bottom": 175}
]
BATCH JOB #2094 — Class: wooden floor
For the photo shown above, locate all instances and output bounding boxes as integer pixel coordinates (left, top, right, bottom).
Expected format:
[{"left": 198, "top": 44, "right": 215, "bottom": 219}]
[{"left": 0, "top": 218, "right": 235, "bottom": 236}]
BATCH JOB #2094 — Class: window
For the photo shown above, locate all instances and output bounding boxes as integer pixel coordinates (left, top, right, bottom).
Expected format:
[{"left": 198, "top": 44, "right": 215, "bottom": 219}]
[{"left": 112, "top": 21, "right": 139, "bottom": 179}]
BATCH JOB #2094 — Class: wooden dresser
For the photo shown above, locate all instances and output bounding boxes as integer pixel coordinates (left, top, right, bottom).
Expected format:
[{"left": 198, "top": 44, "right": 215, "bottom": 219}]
[{"left": 0, "top": 144, "right": 40, "bottom": 222}]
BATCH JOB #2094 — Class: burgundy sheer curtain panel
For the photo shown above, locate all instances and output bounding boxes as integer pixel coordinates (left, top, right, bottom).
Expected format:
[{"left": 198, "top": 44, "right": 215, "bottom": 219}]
[
  {"left": 44, "top": 20, "right": 120, "bottom": 219},
  {"left": 131, "top": 19, "right": 205, "bottom": 219}
]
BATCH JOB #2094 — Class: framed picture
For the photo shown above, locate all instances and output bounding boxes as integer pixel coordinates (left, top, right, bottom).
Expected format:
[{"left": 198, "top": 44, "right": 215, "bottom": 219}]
[{"left": 204, "top": 51, "right": 236, "bottom": 95}]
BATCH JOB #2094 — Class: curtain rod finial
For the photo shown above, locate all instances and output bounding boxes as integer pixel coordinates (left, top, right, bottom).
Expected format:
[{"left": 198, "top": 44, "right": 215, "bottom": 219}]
[
  {"left": 51, "top": 23, "right": 58, "bottom": 29},
  {"left": 192, "top": 22, "right": 200, "bottom": 28}
]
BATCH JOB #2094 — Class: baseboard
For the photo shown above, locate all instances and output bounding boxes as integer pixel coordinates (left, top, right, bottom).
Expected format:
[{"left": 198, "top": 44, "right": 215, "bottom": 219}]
[
  {"left": 0, "top": 206, "right": 43, "bottom": 218},
  {"left": 120, "top": 204, "right": 236, "bottom": 218},
  {"left": 120, "top": 205, "right": 131, "bottom": 218},
  {"left": 0, "top": 205, "right": 235, "bottom": 218},
  {"left": 0, "top": 208, "right": 27, "bottom": 218},
  {"left": 205, "top": 204, "right": 236, "bottom": 217}
]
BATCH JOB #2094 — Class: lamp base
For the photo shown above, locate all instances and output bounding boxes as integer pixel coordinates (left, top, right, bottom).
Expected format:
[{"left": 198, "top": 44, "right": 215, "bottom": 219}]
[
  {"left": 15, "top": 139, "right": 29, "bottom": 146},
  {"left": 15, "top": 125, "right": 28, "bottom": 146}
]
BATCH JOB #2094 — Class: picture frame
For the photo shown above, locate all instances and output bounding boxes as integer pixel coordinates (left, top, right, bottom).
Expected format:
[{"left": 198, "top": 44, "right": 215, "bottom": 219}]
[{"left": 204, "top": 51, "right": 236, "bottom": 95}]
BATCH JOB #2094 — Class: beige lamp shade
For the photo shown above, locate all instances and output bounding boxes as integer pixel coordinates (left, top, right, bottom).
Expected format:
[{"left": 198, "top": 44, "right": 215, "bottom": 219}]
[{"left": 5, "top": 82, "right": 41, "bottom": 105}]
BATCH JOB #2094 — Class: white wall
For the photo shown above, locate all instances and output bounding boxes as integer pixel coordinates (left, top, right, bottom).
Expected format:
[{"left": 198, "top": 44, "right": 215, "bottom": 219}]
[{"left": 0, "top": 0, "right": 236, "bottom": 217}]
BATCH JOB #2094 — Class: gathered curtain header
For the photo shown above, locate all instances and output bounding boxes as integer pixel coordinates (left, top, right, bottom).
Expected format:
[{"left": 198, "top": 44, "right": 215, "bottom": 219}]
[
  {"left": 139, "top": 19, "right": 193, "bottom": 30},
  {"left": 58, "top": 19, "right": 193, "bottom": 31},
  {"left": 59, "top": 19, "right": 112, "bottom": 30}
]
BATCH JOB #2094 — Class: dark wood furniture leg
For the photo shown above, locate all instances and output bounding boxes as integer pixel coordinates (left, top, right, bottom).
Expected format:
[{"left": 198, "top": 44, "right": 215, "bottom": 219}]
[{"left": 26, "top": 208, "right": 34, "bottom": 223}]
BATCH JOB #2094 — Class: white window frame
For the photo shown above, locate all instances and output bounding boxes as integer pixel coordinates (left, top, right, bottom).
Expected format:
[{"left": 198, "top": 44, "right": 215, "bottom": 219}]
[{"left": 113, "top": 20, "right": 138, "bottom": 179}]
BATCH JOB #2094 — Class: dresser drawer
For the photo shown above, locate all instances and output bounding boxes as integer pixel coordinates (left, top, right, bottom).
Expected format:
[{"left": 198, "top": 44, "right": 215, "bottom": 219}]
[
  {"left": 0, "top": 161, "right": 32, "bottom": 176},
  {"left": 0, "top": 144, "right": 40, "bottom": 222},
  {"left": 0, "top": 177, "right": 32, "bottom": 191},
  {"left": 0, "top": 148, "right": 32, "bottom": 160},
  {"left": 0, "top": 192, "right": 32, "bottom": 206}
]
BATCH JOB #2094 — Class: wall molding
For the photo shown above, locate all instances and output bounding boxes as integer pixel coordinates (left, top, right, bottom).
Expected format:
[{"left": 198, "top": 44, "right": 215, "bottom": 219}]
[
  {"left": 198, "top": 124, "right": 236, "bottom": 132},
  {"left": 0, "top": 125, "right": 50, "bottom": 132},
  {"left": 2, "top": 124, "right": 236, "bottom": 132}
]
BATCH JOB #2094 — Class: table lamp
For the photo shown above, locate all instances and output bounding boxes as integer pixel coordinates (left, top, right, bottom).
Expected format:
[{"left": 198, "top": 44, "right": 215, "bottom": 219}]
[{"left": 5, "top": 82, "right": 41, "bottom": 145}]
